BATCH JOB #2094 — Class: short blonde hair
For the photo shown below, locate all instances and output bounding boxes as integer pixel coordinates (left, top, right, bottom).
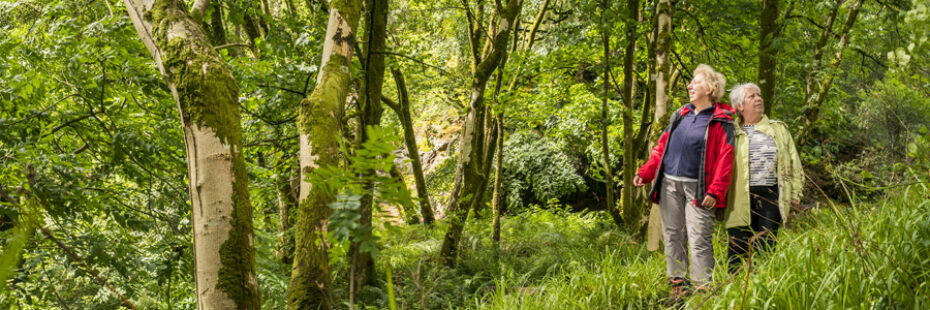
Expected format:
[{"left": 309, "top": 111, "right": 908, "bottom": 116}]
[{"left": 693, "top": 64, "right": 726, "bottom": 102}]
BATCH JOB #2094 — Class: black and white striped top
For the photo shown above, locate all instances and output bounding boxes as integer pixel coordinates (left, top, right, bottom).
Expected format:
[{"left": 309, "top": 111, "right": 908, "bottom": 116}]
[{"left": 742, "top": 125, "right": 778, "bottom": 186}]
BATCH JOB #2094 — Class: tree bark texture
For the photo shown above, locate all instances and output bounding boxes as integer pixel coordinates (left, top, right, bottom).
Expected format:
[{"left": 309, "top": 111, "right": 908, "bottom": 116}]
[
  {"left": 288, "top": 2, "right": 362, "bottom": 309},
  {"left": 349, "top": 0, "right": 388, "bottom": 298},
  {"left": 758, "top": 0, "right": 780, "bottom": 113},
  {"left": 439, "top": 0, "right": 523, "bottom": 267},
  {"left": 122, "top": 0, "right": 260, "bottom": 308}
]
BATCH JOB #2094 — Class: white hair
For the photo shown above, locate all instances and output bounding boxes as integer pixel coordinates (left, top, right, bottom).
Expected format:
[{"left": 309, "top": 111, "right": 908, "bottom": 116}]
[{"left": 729, "top": 83, "right": 761, "bottom": 108}]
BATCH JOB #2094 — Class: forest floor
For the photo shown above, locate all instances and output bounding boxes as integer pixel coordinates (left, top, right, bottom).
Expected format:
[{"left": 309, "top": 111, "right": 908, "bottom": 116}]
[{"left": 354, "top": 185, "right": 930, "bottom": 309}]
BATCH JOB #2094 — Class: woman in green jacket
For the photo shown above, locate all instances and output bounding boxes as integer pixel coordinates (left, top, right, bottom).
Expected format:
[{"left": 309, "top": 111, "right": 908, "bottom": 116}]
[{"left": 724, "top": 83, "right": 804, "bottom": 272}]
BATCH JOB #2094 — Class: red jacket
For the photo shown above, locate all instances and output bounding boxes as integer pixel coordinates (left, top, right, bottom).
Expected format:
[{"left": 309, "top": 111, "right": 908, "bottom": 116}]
[{"left": 637, "top": 103, "right": 735, "bottom": 208}]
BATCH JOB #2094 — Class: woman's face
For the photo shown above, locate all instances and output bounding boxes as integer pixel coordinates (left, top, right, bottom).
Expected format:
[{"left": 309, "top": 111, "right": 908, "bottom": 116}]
[
  {"left": 737, "top": 87, "right": 765, "bottom": 121},
  {"left": 688, "top": 74, "right": 711, "bottom": 103}
]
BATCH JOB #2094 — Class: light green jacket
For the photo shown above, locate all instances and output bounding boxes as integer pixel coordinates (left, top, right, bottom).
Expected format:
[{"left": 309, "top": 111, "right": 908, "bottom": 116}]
[{"left": 724, "top": 115, "right": 804, "bottom": 228}]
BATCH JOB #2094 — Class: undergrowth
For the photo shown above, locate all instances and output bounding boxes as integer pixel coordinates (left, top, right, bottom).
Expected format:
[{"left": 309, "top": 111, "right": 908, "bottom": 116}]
[{"left": 353, "top": 185, "right": 930, "bottom": 309}]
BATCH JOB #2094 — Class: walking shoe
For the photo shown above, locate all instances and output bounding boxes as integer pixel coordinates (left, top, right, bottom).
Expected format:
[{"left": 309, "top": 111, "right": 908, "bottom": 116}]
[{"left": 664, "top": 277, "right": 691, "bottom": 308}]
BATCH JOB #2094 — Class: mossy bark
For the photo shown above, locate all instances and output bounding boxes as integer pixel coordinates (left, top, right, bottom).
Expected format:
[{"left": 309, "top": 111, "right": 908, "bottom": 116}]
[
  {"left": 439, "top": 0, "right": 523, "bottom": 267},
  {"left": 122, "top": 0, "right": 260, "bottom": 308},
  {"left": 288, "top": 2, "right": 361, "bottom": 309}
]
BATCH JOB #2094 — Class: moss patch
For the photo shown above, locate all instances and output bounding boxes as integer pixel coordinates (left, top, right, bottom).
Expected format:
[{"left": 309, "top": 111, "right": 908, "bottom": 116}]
[{"left": 145, "top": 1, "right": 259, "bottom": 308}]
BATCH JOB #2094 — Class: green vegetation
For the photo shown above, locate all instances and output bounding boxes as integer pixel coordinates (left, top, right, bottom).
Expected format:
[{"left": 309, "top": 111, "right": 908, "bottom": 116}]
[{"left": 1, "top": 0, "right": 929, "bottom": 308}]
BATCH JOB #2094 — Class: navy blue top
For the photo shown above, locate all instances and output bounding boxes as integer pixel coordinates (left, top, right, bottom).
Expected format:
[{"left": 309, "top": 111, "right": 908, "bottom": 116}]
[{"left": 663, "top": 103, "right": 715, "bottom": 179}]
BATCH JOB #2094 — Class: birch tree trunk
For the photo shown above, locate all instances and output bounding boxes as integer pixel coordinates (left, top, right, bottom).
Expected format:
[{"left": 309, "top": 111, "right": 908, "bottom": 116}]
[
  {"left": 288, "top": 2, "right": 362, "bottom": 309},
  {"left": 121, "top": 0, "right": 260, "bottom": 308},
  {"left": 439, "top": 0, "right": 523, "bottom": 267}
]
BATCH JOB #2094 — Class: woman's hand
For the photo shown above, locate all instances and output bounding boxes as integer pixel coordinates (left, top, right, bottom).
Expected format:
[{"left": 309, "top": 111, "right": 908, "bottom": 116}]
[
  {"left": 633, "top": 175, "right": 646, "bottom": 187},
  {"left": 701, "top": 196, "right": 717, "bottom": 208}
]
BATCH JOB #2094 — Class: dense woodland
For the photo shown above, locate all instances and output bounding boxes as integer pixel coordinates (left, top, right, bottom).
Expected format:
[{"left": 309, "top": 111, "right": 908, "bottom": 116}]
[{"left": 1, "top": 0, "right": 929, "bottom": 308}]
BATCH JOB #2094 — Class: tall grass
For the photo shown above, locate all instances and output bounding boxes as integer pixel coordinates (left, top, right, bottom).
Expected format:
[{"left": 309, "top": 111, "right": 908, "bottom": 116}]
[{"left": 362, "top": 186, "right": 930, "bottom": 309}]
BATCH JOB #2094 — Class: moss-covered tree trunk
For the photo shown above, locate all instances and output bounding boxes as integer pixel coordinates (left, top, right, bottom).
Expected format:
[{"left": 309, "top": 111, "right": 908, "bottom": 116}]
[
  {"left": 439, "top": 0, "right": 523, "bottom": 267},
  {"left": 288, "top": 2, "right": 361, "bottom": 309},
  {"left": 758, "top": 0, "right": 780, "bottom": 113},
  {"left": 387, "top": 68, "right": 435, "bottom": 225},
  {"left": 122, "top": 0, "right": 260, "bottom": 308},
  {"left": 349, "top": 0, "right": 388, "bottom": 299},
  {"left": 646, "top": 0, "right": 672, "bottom": 252},
  {"left": 621, "top": 0, "right": 641, "bottom": 233}
]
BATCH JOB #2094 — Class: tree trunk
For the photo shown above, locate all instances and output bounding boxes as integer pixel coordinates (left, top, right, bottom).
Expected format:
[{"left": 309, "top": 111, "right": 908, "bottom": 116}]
[
  {"left": 798, "top": 0, "right": 864, "bottom": 146},
  {"left": 600, "top": 0, "right": 621, "bottom": 227},
  {"left": 288, "top": 2, "right": 361, "bottom": 309},
  {"left": 122, "top": 0, "right": 260, "bottom": 308},
  {"left": 491, "top": 118, "right": 504, "bottom": 248},
  {"left": 646, "top": 0, "right": 672, "bottom": 252},
  {"left": 758, "top": 0, "right": 780, "bottom": 113},
  {"left": 386, "top": 68, "right": 435, "bottom": 224},
  {"left": 439, "top": 0, "right": 523, "bottom": 267},
  {"left": 349, "top": 0, "right": 388, "bottom": 299},
  {"left": 621, "top": 0, "right": 641, "bottom": 233},
  {"left": 275, "top": 152, "right": 298, "bottom": 264}
]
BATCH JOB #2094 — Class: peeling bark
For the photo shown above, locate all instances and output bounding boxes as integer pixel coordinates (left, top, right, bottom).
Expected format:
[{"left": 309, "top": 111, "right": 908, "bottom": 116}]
[{"left": 121, "top": 0, "right": 259, "bottom": 308}]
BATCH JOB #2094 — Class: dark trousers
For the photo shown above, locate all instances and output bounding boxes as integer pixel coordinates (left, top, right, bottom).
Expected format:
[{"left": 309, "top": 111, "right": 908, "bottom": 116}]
[{"left": 727, "top": 185, "right": 781, "bottom": 273}]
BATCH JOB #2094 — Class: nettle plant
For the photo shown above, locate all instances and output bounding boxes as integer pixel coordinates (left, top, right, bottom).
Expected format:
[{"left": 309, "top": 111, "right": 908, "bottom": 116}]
[{"left": 309, "top": 126, "right": 410, "bottom": 260}]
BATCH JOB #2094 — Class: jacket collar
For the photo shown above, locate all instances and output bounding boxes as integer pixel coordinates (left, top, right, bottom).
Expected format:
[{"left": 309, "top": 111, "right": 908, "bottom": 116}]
[
  {"left": 740, "top": 114, "right": 775, "bottom": 137},
  {"left": 680, "top": 102, "right": 735, "bottom": 122}
]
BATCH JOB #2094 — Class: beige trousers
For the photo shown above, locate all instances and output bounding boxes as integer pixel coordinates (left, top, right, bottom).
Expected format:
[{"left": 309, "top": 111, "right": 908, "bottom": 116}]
[{"left": 659, "top": 177, "right": 716, "bottom": 285}]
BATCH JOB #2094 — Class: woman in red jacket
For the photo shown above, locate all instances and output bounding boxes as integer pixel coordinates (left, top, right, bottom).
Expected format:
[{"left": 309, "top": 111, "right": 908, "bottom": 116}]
[{"left": 633, "top": 64, "right": 735, "bottom": 298}]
